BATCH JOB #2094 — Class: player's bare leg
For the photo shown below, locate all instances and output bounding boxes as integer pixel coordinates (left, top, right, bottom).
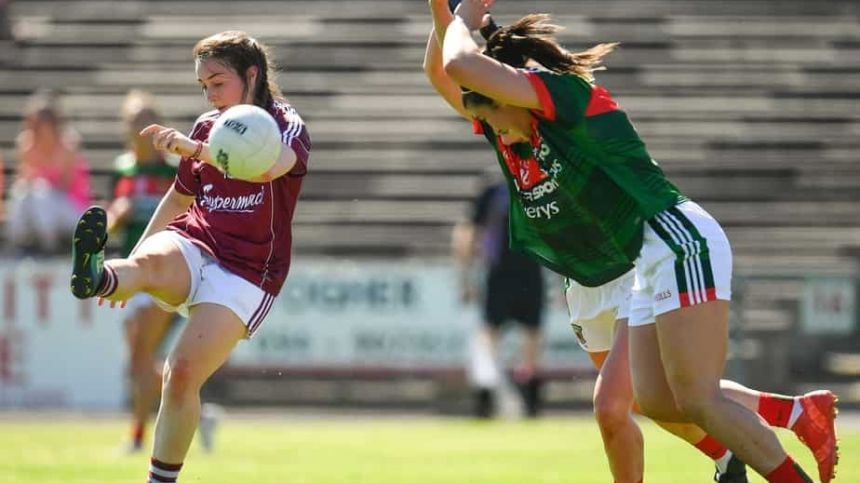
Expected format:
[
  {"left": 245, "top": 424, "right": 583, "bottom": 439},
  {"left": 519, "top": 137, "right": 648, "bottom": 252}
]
[
  {"left": 124, "top": 304, "right": 173, "bottom": 451},
  {"left": 71, "top": 206, "right": 191, "bottom": 306},
  {"left": 631, "top": 301, "right": 813, "bottom": 481},
  {"left": 720, "top": 380, "right": 838, "bottom": 482},
  {"left": 588, "top": 321, "right": 644, "bottom": 483},
  {"left": 586, "top": 316, "right": 746, "bottom": 482},
  {"left": 148, "top": 304, "right": 245, "bottom": 481},
  {"left": 104, "top": 235, "right": 192, "bottom": 305}
]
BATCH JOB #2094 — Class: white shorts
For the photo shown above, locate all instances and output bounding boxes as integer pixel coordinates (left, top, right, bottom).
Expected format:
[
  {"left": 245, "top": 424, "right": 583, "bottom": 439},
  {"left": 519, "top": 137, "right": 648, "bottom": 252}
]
[
  {"left": 148, "top": 230, "right": 275, "bottom": 338},
  {"left": 629, "top": 201, "right": 732, "bottom": 327},
  {"left": 565, "top": 270, "right": 634, "bottom": 353}
]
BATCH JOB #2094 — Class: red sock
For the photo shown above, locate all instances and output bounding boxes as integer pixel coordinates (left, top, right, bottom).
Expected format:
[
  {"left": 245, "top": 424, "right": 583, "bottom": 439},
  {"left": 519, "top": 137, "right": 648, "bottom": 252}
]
[
  {"left": 766, "top": 456, "right": 812, "bottom": 482},
  {"left": 758, "top": 393, "right": 794, "bottom": 428},
  {"left": 694, "top": 434, "right": 728, "bottom": 460},
  {"left": 131, "top": 423, "right": 144, "bottom": 446}
]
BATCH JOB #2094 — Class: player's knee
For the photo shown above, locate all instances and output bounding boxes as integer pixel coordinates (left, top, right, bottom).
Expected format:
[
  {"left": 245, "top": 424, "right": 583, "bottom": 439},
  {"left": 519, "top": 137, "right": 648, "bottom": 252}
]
[
  {"left": 162, "top": 358, "right": 197, "bottom": 403},
  {"left": 632, "top": 386, "right": 682, "bottom": 421},
  {"left": 593, "top": 393, "right": 631, "bottom": 432},
  {"left": 668, "top": 381, "right": 717, "bottom": 422},
  {"left": 132, "top": 251, "right": 170, "bottom": 291}
]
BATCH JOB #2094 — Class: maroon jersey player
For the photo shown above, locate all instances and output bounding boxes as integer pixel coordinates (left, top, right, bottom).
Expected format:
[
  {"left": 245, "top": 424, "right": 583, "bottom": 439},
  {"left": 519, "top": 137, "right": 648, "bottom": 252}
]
[{"left": 69, "top": 31, "right": 310, "bottom": 483}]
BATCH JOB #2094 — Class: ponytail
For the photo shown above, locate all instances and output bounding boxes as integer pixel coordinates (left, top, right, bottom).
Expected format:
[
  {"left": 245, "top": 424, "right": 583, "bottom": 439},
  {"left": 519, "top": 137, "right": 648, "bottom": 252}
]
[{"left": 483, "top": 14, "right": 618, "bottom": 82}]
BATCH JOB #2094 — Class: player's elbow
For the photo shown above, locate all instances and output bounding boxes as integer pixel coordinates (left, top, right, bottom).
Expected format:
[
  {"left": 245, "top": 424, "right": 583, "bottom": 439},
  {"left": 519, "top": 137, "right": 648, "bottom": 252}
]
[
  {"left": 442, "top": 55, "right": 472, "bottom": 85},
  {"left": 422, "top": 53, "right": 434, "bottom": 75},
  {"left": 167, "top": 189, "right": 194, "bottom": 212},
  {"left": 424, "top": 56, "right": 447, "bottom": 84}
]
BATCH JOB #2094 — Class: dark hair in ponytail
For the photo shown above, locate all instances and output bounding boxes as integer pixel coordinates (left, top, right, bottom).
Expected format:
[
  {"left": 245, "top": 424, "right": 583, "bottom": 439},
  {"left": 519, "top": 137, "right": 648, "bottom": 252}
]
[
  {"left": 193, "top": 31, "right": 284, "bottom": 108},
  {"left": 462, "top": 14, "right": 618, "bottom": 110}
]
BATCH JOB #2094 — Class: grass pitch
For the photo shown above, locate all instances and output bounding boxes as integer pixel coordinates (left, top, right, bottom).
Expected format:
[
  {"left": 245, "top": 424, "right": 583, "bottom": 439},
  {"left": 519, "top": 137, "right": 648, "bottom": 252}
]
[{"left": 0, "top": 412, "right": 855, "bottom": 482}]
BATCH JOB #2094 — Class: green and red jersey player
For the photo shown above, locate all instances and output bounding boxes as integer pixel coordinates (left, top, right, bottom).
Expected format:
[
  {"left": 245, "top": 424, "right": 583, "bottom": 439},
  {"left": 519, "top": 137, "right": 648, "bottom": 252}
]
[{"left": 426, "top": 1, "right": 836, "bottom": 482}]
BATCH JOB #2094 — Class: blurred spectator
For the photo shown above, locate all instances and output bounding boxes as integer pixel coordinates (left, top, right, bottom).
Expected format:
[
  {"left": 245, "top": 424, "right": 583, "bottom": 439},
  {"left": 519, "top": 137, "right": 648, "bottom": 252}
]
[
  {"left": 453, "top": 169, "right": 545, "bottom": 418},
  {"left": 5, "top": 90, "right": 91, "bottom": 254},
  {"left": 107, "top": 90, "right": 179, "bottom": 453}
]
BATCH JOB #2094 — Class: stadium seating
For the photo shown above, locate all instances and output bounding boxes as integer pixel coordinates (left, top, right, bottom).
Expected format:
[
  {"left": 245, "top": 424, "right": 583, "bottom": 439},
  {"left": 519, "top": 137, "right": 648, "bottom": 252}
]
[
  {"left": 2, "top": 0, "right": 858, "bottom": 261},
  {"left": 1, "top": 0, "right": 858, "bottom": 398}
]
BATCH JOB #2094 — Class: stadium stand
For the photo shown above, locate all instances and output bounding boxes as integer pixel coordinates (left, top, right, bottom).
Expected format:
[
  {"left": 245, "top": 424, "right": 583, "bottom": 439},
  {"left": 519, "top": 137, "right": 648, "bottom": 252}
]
[{"left": 0, "top": 0, "right": 858, "bottom": 403}]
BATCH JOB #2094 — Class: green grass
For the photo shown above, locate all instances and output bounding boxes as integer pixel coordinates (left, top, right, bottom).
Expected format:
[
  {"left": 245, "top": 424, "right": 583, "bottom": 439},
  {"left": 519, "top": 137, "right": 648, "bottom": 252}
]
[{"left": 0, "top": 414, "right": 855, "bottom": 482}]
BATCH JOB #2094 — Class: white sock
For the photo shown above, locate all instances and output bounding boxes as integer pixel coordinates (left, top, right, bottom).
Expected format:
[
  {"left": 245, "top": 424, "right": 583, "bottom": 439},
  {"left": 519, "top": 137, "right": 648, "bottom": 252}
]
[
  {"left": 468, "top": 335, "right": 501, "bottom": 388},
  {"left": 715, "top": 450, "right": 733, "bottom": 474},
  {"left": 787, "top": 398, "right": 804, "bottom": 429}
]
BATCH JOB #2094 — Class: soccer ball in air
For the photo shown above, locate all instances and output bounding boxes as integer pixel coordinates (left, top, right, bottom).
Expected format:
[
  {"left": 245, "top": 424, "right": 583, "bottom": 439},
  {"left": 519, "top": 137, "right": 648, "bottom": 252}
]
[{"left": 208, "top": 104, "right": 281, "bottom": 180}]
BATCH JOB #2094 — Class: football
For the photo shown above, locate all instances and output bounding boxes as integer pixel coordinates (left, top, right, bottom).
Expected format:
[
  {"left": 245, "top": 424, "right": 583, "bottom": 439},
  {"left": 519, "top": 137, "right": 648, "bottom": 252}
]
[{"left": 208, "top": 104, "right": 281, "bottom": 180}]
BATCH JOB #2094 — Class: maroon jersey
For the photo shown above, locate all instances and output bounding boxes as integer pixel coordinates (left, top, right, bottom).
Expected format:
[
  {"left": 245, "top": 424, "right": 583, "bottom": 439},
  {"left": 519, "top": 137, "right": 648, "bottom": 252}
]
[{"left": 168, "top": 100, "right": 311, "bottom": 295}]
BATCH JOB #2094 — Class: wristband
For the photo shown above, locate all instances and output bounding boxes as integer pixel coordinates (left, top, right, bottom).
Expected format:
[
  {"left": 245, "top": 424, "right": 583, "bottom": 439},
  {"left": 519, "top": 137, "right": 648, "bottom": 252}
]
[{"left": 191, "top": 140, "right": 203, "bottom": 159}]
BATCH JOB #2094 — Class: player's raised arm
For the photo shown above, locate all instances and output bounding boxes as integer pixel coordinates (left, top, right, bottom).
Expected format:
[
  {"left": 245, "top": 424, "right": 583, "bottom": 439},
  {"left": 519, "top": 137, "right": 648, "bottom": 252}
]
[
  {"left": 425, "top": 1, "right": 471, "bottom": 119},
  {"left": 442, "top": 0, "right": 541, "bottom": 110},
  {"left": 425, "top": 1, "right": 505, "bottom": 120},
  {"left": 424, "top": 29, "right": 471, "bottom": 120}
]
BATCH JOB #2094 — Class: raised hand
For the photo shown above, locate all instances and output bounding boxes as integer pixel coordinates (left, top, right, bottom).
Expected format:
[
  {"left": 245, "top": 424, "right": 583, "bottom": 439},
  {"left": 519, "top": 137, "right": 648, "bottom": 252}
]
[{"left": 456, "top": 0, "right": 495, "bottom": 31}]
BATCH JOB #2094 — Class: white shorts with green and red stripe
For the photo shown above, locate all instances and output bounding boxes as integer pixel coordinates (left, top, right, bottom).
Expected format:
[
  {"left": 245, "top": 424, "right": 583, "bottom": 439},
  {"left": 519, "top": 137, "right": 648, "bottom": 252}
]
[
  {"left": 629, "top": 201, "right": 732, "bottom": 327},
  {"left": 565, "top": 270, "right": 633, "bottom": 352}
]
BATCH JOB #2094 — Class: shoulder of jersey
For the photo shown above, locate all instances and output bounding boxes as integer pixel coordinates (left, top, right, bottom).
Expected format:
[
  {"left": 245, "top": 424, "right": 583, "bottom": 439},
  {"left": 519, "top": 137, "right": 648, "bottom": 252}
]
[
  {"left": 270, "top": 100, "right": 303, "bottom": 124},
  {"left": 525, "top": 67, "right": 591, "bottom": 84},
  {"left": 194, "top": 109, "right": 221, "bottom": 127}
]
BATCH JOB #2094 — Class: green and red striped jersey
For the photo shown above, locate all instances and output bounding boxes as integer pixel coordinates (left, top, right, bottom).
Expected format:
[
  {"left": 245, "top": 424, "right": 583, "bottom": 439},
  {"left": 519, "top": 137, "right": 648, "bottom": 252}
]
[
  {"left": 474, "top": 70, "right": 685, "bottom": 287},
  {"left": 111, "top": 154, "right": 177, "bottom": 257}
]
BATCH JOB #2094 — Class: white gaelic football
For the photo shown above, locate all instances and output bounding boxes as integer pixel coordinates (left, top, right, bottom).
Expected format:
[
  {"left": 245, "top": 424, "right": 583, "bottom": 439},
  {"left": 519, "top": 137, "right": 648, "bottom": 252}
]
[{"left": 208, "top": 104, "right": 281, "bottom": 180}]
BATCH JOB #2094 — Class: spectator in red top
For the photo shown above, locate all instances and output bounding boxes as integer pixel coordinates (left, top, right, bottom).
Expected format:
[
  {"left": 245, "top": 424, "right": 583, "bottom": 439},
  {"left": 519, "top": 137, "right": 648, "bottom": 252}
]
[{"left": 68, "top": 31, "right": 310, "bottom": 483}]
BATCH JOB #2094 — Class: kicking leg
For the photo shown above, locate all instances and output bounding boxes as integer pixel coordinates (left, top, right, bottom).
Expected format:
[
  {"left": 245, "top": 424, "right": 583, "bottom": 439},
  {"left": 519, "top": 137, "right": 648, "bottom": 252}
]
[{"left": 71, "top": 206, "right": 191, "bottom": 305}]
